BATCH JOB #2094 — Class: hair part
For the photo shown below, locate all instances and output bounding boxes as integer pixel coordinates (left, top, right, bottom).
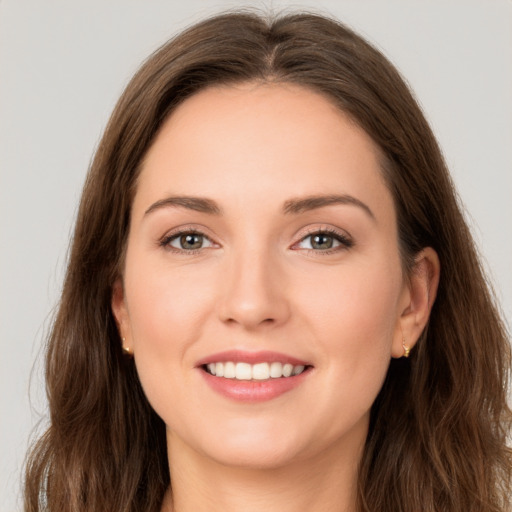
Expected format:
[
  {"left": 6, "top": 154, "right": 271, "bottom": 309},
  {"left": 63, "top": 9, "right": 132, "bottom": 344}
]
[{"left": 25, "top": 10, "right": 511, "bottom": 512}]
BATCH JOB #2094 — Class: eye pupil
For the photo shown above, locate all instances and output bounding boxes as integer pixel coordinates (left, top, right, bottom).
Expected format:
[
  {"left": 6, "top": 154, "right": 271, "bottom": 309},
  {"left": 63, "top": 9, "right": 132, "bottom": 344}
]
[
  {"left": 311, "top": 234, "right": 333, "bottom": 250},
  {"left": 181, "top": 233, "right": 203, "bottom": 250}
]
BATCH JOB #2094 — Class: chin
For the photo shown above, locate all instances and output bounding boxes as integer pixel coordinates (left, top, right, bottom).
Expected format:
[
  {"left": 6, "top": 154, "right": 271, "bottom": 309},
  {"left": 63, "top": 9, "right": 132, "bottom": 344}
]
[
  {"left": 206, "top": 440, "right": 304, "bottom": 470},
  {"left": 171, "top": 420, "right": 310, "bottom": 471}
]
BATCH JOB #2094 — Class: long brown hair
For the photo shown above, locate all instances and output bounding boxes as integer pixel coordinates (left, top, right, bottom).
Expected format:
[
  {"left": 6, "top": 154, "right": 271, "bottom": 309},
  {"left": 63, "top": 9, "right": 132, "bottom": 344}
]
[{"left": 25, "top": 10, "right": 511, "bottom": 512}]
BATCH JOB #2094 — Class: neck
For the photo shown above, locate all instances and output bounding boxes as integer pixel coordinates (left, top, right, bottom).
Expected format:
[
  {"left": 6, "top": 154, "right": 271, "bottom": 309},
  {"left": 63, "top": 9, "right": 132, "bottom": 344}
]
[{"left": 161, "top": 430, "right": 364, "bottom": 512}]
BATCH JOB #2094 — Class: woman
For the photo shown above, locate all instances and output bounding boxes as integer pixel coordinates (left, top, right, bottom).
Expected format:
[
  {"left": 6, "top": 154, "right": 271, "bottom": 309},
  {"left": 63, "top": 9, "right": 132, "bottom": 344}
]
[{"left": 24, "top": 10, "right": 511, "bottom": 512}]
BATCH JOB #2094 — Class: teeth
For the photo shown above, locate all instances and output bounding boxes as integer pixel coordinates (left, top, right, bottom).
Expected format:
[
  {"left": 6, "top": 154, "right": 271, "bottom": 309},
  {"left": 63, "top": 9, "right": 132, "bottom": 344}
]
[
  {"left": 269, "top": 362, "right": 283, "bottom": 378},
  {"left": 252, "top": 362, "right": 269, "bottom": 380},
  {"left": 235, "top": 362, "right": 252, "bottom": 380},
  {"left": 205, "top": 361, "right": 307, "bottom": 380},
  {"left": 224, "top": 361, "right": 236, "bottom": 378},
  {"left": 282, "top": 363, "right": 293, "bottom": 377},
  {"left": 292, "top": 365, "right": 305, "bottom": 375}
]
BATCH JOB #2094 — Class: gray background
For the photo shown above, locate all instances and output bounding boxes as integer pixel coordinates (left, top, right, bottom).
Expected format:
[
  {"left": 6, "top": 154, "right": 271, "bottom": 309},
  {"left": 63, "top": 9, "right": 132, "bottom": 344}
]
[{"left": 1, "top": 1, "right": 511, "bottom": 509}]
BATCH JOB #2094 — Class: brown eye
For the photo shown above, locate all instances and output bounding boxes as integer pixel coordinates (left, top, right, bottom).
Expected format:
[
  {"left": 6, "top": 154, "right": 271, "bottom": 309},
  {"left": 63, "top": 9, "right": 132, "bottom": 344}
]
[
  {"left": 167, "top": 232, "right": 213, "bottom": 251},
  {"left": 310, "top": 234, "right": 334, "bottom": 250},
  {"left": 295, "top": 230, "right": 353, "bottom": 252}
]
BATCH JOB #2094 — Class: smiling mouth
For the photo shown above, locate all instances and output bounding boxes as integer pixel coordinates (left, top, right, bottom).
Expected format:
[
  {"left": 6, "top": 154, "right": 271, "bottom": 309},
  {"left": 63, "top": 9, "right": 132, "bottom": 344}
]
[{"left": 203, "top": 361, "right": 310, "bottom": 381}]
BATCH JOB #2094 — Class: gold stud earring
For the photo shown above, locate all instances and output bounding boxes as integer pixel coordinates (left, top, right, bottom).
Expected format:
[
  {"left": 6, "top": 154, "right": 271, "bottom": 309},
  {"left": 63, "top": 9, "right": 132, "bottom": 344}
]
[
  {"left": 402, "top": 336, "right": 411, "bottom": 358},
  {"left": 122, "top": 337, "right": 133, "bottom": 356},
  {"left": 399, "top": 326, "right": 410, "bottom": 358}
]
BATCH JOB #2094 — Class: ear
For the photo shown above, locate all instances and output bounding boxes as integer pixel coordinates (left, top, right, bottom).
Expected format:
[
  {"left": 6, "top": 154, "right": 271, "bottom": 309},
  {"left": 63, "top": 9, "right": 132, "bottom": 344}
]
[
  {"left": 391, "top": 247, "right": 440, "bottom": 358},
  {"left": 111, "top": 278, "right": 132, "bottom": 353}
]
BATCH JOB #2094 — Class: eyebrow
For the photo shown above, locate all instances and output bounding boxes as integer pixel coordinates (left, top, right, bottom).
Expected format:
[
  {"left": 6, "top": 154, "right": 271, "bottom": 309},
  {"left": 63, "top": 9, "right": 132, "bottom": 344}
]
[
  {"left": 144, "top": 193, "right": 375, "bottom": 220},
  {"left": 283, "top": 194, "right": 375, "bottom": 220},
  {"left": 144, "top": 196, "right": 222, "bottom": 216}
]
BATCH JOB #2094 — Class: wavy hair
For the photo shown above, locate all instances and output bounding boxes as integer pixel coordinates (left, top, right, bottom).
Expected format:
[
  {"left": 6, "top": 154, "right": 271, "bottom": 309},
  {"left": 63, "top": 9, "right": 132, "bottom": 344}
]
[{"left": 25, "top": 10, "right": 511, "bottom": 512}]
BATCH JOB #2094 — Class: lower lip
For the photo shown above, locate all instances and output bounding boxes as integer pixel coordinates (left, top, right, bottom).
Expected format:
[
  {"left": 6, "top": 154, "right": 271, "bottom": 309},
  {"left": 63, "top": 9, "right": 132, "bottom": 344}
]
[{"left": 199, "top": 368, "right": 311, "bottom": 403}]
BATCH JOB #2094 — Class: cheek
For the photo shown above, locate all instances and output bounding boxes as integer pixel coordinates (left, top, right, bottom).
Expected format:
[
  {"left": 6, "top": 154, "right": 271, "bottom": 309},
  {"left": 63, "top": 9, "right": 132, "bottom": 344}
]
[
  {"left": 125, "top": 255, "right": 215, "bottom": 353},
  {"left": 296, "top": 254, "right": 402, "bottom": 387},
  {"left": 301, "top": 257, "right": 400, "bottom": 333},
  {"left": 123, "top": 259, "right": 218, "bottom": 424}
]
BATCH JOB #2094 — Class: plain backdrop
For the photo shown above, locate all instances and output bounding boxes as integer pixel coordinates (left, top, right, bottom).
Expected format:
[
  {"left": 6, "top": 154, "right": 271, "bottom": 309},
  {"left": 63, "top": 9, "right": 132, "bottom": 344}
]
[{"left": 1, "top": 1, "right": 511, "bottom": 509}]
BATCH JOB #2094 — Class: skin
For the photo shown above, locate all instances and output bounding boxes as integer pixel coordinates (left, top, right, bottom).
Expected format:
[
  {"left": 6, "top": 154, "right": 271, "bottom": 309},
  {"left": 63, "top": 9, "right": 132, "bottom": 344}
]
[{"left": 112, "top": 82, "right": 439, "bottom": 512}]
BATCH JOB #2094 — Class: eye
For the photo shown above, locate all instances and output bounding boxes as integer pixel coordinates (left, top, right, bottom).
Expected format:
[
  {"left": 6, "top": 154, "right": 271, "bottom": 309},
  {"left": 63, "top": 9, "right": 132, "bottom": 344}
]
[
  {"left": 162, "top": 231, "right": 214, "bottom": 251},
  {"left": 294, "top": 230, "right": 353, "bottom": 252}
]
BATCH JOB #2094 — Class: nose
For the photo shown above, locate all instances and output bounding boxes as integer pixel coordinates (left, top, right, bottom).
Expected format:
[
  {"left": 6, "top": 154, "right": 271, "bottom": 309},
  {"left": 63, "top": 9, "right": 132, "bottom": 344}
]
[{"left": 217, "top": 247, "right": 291, "bottom": 330}]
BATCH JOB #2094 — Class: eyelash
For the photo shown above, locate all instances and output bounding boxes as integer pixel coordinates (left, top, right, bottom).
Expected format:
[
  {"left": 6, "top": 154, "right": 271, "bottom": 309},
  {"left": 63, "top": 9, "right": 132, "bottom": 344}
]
[
  {"left": 292, "top": 227, "right": 354, "bottom": 255},
  {"left": 159, "top": 227, "right": 354, "bottom": 255},
  {"left": 159, "top": 227, "right": 214, "bottom": 255}
]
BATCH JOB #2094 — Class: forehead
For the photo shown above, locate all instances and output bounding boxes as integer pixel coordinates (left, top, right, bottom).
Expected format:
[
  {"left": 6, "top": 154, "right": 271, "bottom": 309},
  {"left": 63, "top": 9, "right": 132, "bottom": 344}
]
[{"left": 134, "top": 82, "right": 393, "bottom": 221}]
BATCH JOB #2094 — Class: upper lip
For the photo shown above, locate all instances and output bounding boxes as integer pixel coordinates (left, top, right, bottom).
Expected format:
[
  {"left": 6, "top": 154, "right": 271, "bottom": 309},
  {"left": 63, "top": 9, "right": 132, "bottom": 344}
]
[{"left": 195, "top": 350, "right": 311, "bottom": 367}]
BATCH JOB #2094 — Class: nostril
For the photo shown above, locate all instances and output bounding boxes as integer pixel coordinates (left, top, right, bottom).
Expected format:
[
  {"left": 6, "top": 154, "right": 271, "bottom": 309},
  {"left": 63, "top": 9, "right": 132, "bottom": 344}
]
[{"left": 222, "top": 315, "right": 277, "bottom": 327}]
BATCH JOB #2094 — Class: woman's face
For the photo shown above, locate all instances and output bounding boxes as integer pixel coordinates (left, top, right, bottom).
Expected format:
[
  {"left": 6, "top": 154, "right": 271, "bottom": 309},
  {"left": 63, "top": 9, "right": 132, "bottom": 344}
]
[{"left": 113, "top": 83, "right": 413, "bottom": 469}]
